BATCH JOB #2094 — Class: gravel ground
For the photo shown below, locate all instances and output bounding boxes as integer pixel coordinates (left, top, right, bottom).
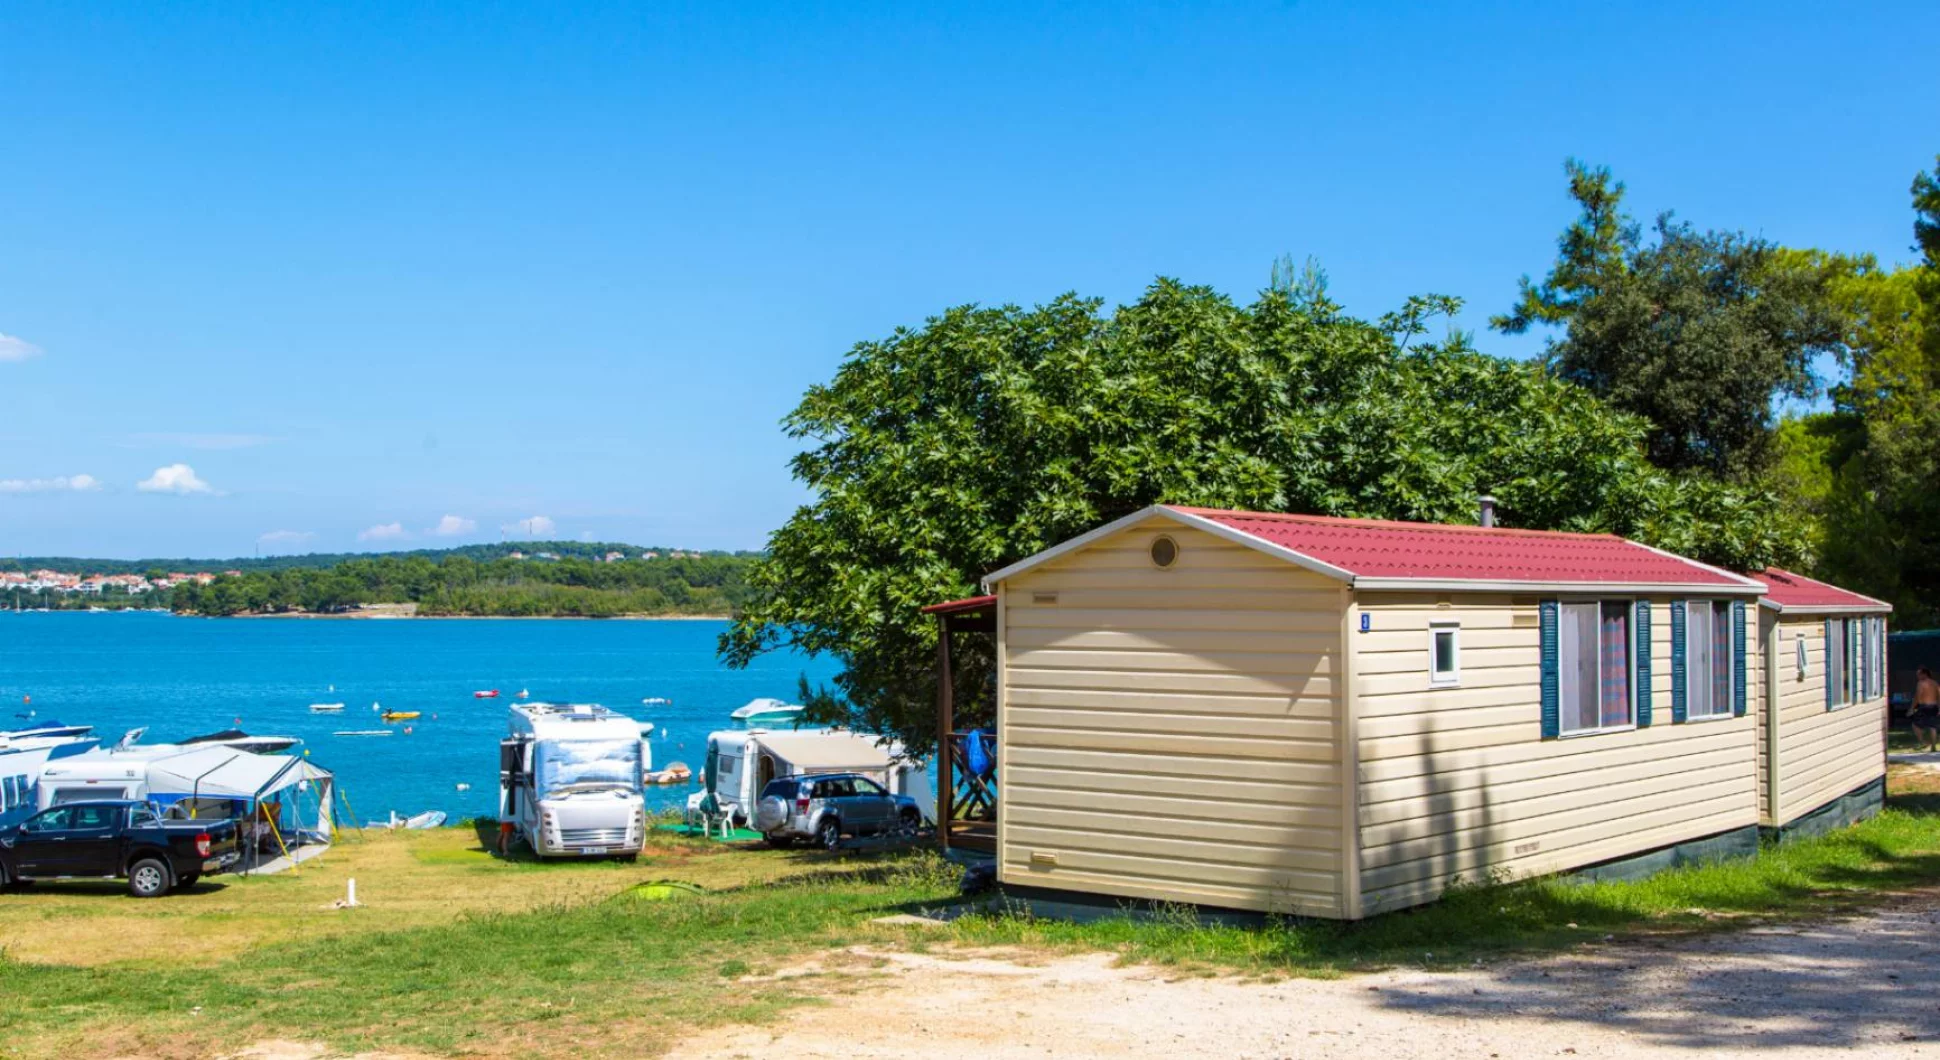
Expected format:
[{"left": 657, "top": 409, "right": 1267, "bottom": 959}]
[{"left": 677, "top": 899, "right": 1940, "bottom": 1059}]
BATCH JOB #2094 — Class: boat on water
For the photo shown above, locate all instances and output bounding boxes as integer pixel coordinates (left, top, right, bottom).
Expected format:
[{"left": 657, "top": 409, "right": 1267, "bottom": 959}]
[
  {"left": 334, "top": 730, "right": 394, "bottom": 737},
  {"left": 474, "top": 689, "right": 500, "bottom": 699},
  {"left": 177, "top": 729, "right": 303, "bottom": 754},
  {"left": 729, "top": 697, "right": 807, "bottom": 726},
  {"left": 380, "top": 711, "right": 421, "bottom": 722},
  {"left": 645, "top": 761, "right": 691, "bottom": 785},
  {"left": 641, "top": 696, "right": 673, "bottom": 707},
  {"left": 0, "top": 719, "right": 98, "bottom": 753},
  {"left": 309, "top": 702, "right": 345, "bottom": 713}
]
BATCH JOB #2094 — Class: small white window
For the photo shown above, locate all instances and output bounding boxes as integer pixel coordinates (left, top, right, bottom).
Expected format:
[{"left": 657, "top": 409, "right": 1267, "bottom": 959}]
[{"left": 1429, "top": 623, "right": 1460, "bottom": 687}]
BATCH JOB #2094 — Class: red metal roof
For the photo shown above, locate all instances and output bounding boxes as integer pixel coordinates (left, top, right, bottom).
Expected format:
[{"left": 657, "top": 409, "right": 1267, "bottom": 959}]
[
  {"left": 921, "top": 594, "right": 997, "bottom": 615},
  {"left": 1165, "top": 506, "right": 1756, "bottom": 588},
  {"left": 1747, "top": 568, "right": 1891, "bottom": 613}
]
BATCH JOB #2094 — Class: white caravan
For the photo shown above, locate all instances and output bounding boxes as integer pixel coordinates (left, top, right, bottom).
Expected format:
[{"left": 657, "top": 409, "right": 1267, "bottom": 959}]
[
  {"left": 686, "top": 727, "right": 933, "bottom": 826},
  {"left": 500, "top": 702, "right": 649, "bottom": 859}
]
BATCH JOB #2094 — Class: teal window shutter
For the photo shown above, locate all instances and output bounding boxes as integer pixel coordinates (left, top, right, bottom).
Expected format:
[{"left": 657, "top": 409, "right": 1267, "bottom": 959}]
[
  {"left": 1825, "top": 619, "right": 1835, "bottom": 710},
  {"left": 1670, "top": 600, "right": 1688, "bottom": 723},
  {"left": 1732, "top": 600, "right": 1748, "bottom": 717},
  {"left": 1634, "top": 600, "right": 1653, "bottom": 726},
  {"left": 1540, "top": 601, "right": 1559, "bottom": 739}
]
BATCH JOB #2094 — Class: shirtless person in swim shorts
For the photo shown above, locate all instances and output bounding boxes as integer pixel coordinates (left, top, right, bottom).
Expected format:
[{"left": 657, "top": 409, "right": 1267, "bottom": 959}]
[{"left": 1914, "top": 667, "right": 1940, "bottom": 752}]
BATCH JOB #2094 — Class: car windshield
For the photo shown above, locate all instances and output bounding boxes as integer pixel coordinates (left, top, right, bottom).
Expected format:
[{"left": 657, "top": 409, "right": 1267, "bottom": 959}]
[{"left": 534, "top": 739, "right": 641, "bottom": 796}]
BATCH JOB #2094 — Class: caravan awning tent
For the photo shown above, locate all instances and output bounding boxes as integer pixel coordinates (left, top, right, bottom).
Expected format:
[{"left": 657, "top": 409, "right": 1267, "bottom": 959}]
[
  {"left": 143, "top": 748, "right": 337, "bottom": 835},
  {"left": 752, "top": 731, "right": 898, "bottom": 774}
]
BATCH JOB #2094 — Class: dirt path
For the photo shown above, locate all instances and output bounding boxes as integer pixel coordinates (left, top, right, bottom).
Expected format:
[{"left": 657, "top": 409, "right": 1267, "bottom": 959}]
[{"left": 679, "top": 902, "right": 1940, "bottom": 1058}]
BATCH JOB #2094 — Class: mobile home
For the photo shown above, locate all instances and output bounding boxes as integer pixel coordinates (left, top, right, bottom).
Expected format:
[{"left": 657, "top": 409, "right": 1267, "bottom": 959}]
[
  {"left": 1747, "top": 568, "right": 1891, "bottom": 839},
  {"left": 972, "top": 504, "right": 1810, "bottom": 919}
]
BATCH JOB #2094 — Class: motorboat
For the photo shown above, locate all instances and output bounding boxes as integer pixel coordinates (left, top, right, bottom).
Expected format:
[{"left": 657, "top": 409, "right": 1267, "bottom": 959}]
[
  {"left": 380, "top": 711, "right": 421, "bottom": 722},
  {"left": 729, "top": 698, "right": 806, "bottom": 725},
  {"left": 474, "top": 689, "right": 500, "bottom": 699},
  {"left": 641, "top": 696, "right": 673, "bottom": 707},
  {"left": 309, "top": 702, "right": 346, "bottom": 713},
  {"left": 334, "top": 730, "right": 394, "bottom": 737},
  {"left": 0, "top": 719, "right": 97, "bottom": 753},
  {"left": 178, "top": 729, "right": 303, "bottom": 754}
]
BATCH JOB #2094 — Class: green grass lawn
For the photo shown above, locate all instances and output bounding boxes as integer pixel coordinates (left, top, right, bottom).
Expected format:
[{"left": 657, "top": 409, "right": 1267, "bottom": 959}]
[{"left": 6, "top": 776, "right": 1940, "bottom": 1059}]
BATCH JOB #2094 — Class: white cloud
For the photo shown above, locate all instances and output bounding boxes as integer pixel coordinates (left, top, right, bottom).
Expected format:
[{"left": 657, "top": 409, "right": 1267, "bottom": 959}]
[
  {"left": 358, "top": 522, "right": 409, "bottom": 542},
  {"left": 0, "top": 333, "right": 42, "bottom": 362},
  {"left": 0, "top": 473, "right": 101, "bottom": 494},
  {"left": 258, "top": 529, "right": 315, "bottom": 546},
  {"left": 501, "top": 515, "right": 556, "bottom": 538},
  {"left": 428, "top": 514, "right": 477, "bottom": 537},
  {"left": 137, "top": 463, "right": 215, "bottom": 495},
  {"left": 127, "top": 432, "right": 276, "bottom": 451}
]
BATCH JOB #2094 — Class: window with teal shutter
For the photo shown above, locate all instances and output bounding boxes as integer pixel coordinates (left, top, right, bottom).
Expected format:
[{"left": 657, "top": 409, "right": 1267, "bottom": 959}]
[
  {"left": 1732, "top": 600, "right": 1747, "bottom": 717},
  {"left": 1634, "top": 600, "right": 1653, "bottom": 726},
  {"left": 1540, "top": 601, "right": 1559, "bottom": 739},
  {"left": 1670, "top": 600, "right": 1687, "bottom": 723},
  {"left": 1825, "top": 619, "right": 1836, "bottom": 710}
]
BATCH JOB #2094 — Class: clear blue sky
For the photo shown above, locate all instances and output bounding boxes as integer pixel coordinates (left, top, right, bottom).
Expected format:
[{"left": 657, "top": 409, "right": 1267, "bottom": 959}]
[{"left": 2, "top": 2, "right": 1934, "bottom": 559}]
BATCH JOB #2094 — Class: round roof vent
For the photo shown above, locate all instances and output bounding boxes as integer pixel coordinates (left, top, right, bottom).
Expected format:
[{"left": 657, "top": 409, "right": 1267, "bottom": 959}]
[{"left": 1150, "top": 535, "right": 1179, "bottom": 569}]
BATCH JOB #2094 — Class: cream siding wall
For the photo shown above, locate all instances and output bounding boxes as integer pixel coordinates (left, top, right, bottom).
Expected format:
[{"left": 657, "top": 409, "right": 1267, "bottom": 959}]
[
  {"left": 996, "top": 518, "right": 1348, "bottom": 916},
  {"left": 1352, "top": 594, "right": 1759, "bottom": 915},
  {"left": 1770, "top": 613, "right": 1888, "bottom": 826}
]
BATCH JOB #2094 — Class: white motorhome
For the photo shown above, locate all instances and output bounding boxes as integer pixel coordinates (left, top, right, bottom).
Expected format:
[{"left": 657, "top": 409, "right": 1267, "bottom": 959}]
[
  {"left": 500, "top": 702, "right": 649, "bottom": 859},
  {"left": 686, "top": 727, "right": 933, "bottom": 826}
]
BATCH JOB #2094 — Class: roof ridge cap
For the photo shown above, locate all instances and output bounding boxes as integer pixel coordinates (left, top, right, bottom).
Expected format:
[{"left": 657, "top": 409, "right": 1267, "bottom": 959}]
[{"left": 1165, "top": 505, "right": 1623, "bottom": 541}]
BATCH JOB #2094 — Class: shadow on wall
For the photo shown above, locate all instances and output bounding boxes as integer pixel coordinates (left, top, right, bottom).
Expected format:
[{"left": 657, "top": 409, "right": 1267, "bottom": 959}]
[{"left": 1367, "top": 895, "right": 1940, "bottom": 1049}]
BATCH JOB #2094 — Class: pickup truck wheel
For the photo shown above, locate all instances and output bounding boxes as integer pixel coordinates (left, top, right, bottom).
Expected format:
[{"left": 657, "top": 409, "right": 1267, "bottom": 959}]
[
  {"left": 817, "top": 818, "right": 842, "bottom": 852},
  {"left": 128, "top": 858, "right": 173, "bottom": 898},
  {"left": 896, "top": 809, "right": 921, "bottom": 837}
]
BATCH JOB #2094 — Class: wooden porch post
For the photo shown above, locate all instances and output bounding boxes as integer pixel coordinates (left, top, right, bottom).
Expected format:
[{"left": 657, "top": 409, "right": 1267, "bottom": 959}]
[{"left": 937, "top": 613, "right": 955, "bottom": 852}]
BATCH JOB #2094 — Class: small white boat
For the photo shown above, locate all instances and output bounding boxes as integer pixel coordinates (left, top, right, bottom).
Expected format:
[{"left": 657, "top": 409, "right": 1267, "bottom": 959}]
[
  {"left": 333, "top": 730, "right": 394, "bottom": 738},
  {"left": 641, "top": 696, "right": 673, "bottom": 706},
  {"left": 404, "top": 810, "right": 447, "bottom": 829},
  {"left": 309, "top": 702, "right": 345, "bottom": 713},
  {"left": 730, "top": 697, "right": 806, "bottom": 725}
]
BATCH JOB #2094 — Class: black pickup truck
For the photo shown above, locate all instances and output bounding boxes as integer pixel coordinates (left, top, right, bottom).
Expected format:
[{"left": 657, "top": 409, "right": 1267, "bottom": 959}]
[{"left": 0, "top": 799, "right": 242, "bottom": 897}]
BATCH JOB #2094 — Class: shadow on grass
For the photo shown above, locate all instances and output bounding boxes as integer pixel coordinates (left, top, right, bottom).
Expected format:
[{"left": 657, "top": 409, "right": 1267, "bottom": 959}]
[{"left": 7, "top": 878, "right": 233, "bottom": 899}]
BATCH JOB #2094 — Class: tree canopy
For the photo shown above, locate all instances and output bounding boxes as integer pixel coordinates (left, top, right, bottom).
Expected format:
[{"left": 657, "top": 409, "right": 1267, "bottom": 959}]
[
  {"left": 1495, "top": 161, "right": 1849, "bottom": 480},
  {"left": 1794, "top": 155, "right": 1940, "bottom": 624},
  {"left": 724, "top": 277, "right": 1802, "bottom": 751}
]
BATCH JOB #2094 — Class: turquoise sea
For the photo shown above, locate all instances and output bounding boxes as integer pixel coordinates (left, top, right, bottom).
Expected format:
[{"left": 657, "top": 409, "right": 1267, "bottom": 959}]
[{"left": 0, "top": 611, "right": 840, "bottom": 822}]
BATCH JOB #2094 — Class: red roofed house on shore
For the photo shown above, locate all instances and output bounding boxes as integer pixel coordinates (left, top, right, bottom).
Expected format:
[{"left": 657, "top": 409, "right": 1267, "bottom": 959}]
[
  {"left": 1746, "top": 568, "right": 1891, "bottom": 839},
  {"left": 931, "top": 503, "right": 1889, "bottom": 920}
]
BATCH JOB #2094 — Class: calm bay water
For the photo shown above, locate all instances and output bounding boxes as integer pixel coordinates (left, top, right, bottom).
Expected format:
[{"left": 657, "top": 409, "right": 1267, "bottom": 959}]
[{"left": 0, "top": 611, "right": 839, "bottom": 821}]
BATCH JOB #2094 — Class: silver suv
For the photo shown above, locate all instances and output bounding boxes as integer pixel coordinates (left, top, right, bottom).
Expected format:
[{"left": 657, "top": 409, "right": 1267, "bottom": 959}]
[{"left": 753, "top": 773, "right": 922, "bottom": 850}]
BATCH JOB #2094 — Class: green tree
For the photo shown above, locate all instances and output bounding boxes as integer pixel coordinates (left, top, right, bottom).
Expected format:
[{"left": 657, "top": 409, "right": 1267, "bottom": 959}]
[
  {"left": 724, "top": 277, "right": 1803, "bottom": 751},
  {"left": 1804, "top": 155, "right": 1940, "bottom": 623},
  {"left": 1497, "top": 160, "right": 1849, "bottom": 480}
]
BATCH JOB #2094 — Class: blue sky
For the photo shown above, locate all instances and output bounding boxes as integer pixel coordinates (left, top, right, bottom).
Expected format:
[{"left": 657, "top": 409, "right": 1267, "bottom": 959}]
[{"left": 2, "top": 2, "right": 1934, "bottom": 559}]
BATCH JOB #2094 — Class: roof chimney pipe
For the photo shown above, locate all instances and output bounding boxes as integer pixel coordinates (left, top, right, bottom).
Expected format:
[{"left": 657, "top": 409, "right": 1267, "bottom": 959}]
[{"left": 1478, "top": 495, "right": 1498, "bottom": 528}]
